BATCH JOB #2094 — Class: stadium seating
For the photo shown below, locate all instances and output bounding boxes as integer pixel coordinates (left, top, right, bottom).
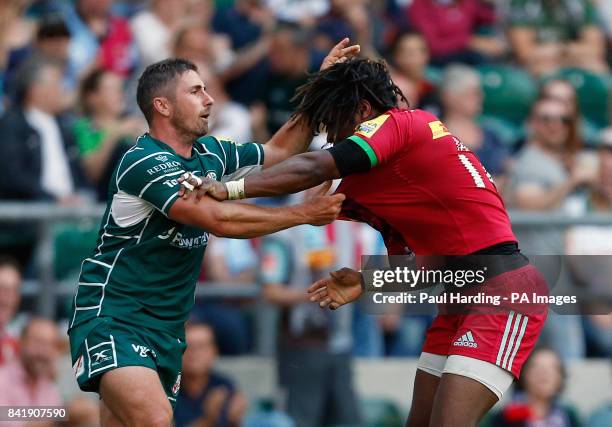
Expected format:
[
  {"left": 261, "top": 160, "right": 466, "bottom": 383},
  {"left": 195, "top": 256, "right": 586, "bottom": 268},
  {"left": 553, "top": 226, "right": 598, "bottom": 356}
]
[
  {"left": 554, "top": 68, "right": 611, "bottom": 129},
  {"left": 360, "top": 397, "right": 405, "bottom": 427},
  {"left": 478, "top": 65, "right": 538, "bottom": 125},
  {"left": 53, "top": 222, "right": 99, "bottom": 280}
]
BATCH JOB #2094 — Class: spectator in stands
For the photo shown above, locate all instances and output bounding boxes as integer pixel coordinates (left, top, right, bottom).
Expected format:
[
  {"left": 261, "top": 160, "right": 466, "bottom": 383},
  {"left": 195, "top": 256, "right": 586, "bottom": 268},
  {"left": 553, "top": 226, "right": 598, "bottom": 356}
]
[
  {"left": 508, "top": 97, "right": 589, "bottom": 215},
  {"left": 172, "top": 20, "right": 235, "bottom": 76},
  {"left": 314, "top": 0, "right": 379, "bottom": 59},
  {"left": 539, "top": 78, "right": 588, "bottom": 146},
  {"left": 0, "top": 1, "right": 35, "bottom": 65},
  {"left": 388, "top": 31, "right": 439, "bottom": 114},
  {"left": 212, "top": 0, "right": 276, "bottom": 105},
  {"left": 64, "top": 396, "right": 100, "bottom": 427},
  {"left": 0, "top": 0, "right": 35, "bottom": 111},
  {"left": 0, "top": 56, "right": 85, "bottom": 203},
  {"left": 204, "top": 237, "right": 258, "bottom": 284},
  {"left": 487, "top": 347, "right": 582, "bottom": 427},
  {"left": 565, "top": 128, "right": 612, "bottom": 357},
  {"left": 507, "top": 0, "right": 608, "bottom": 76},
  {"left": 130, "top": 0, "right": 189, "bottom": 67},
  {"left": 0, "top": 318, "right": 62, "bottom": 407},
  {"left": 174, "top": 323, "right": 247, "bottom": 427},
  {"left": 256, "top": 25, "right": 315, "bottom": 139},
  {"left": 407, "top": 0, "right": 504, "bottom": 66},
  {"left": 267, "top": 0, "right": 328, "bottom": 27},
  {"left": 440, "top": 64, "right": 511, "bottom": 184},
  {"left": 5, "top": 14, "right": 74, "bottom": 95},
  {"left": 195, "top": 234, "right": 258, "bottom": 355},
  {"left": 0, "top": 257, "right": 20, "bottom": 366},
  {"left": 73, "top": 68, "right": 143, "bottom": 201},
  {"left": 261, "top": 219, "right": 361, "bottom": 427},
  {"left": 508, "top": 97, "right": 591, "bottom": 359},
  {"left": 62, "top": 0, "right": 137, "bottom": 78}
]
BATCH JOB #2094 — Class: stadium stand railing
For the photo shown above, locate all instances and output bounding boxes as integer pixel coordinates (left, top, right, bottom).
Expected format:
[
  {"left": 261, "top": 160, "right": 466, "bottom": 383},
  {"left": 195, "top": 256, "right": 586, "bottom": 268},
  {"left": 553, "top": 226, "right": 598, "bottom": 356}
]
[{"left": 2, "top": 203, "right": 612, "bottom": 353}]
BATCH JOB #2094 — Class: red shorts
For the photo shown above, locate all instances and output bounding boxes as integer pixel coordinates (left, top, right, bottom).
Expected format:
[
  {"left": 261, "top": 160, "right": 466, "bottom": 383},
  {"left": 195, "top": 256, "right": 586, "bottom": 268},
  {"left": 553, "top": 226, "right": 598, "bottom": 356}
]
[{"left": 421, "top": 264, "right": 548, "bottom": 378}]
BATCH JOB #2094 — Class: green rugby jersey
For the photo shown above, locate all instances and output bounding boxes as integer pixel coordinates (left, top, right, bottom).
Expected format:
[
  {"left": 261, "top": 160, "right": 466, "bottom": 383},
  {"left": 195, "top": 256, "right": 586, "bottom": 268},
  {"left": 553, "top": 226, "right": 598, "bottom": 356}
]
[{"left": 68, "top": 133, "right": 264, "bottom": 338}]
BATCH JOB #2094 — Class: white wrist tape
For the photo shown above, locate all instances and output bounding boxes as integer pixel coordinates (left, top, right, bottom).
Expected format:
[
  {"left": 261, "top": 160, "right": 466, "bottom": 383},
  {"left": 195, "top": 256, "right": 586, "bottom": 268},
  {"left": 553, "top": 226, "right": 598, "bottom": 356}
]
[
  {"left": 225, "top": 178, "right": 246, "bottom": 200},
  {"left": 182, "top": 181, "right": 194, "bottom": 191}
]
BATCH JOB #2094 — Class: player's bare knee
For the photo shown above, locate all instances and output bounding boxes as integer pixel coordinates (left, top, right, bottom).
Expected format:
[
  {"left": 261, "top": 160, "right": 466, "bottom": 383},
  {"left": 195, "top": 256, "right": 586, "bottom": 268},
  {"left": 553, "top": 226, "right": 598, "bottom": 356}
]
[{"left": 131, "top": 406, "right": 172, "bottom": 427}]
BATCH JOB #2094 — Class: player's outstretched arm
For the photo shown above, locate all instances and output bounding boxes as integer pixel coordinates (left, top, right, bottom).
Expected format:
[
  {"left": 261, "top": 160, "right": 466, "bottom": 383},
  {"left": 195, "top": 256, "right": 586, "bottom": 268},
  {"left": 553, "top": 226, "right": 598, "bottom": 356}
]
[
  {"left": 244, "top": 150, "right": 339, "bottom": 198},
  {"left": 179, "top": 150, "right": 340, "bottom": 201},
  {"left": 168, "top": 182, "right": 345, "bottom": 239},
  {"left": 261, "top": 39, "right": 360, "bottom": 167}
]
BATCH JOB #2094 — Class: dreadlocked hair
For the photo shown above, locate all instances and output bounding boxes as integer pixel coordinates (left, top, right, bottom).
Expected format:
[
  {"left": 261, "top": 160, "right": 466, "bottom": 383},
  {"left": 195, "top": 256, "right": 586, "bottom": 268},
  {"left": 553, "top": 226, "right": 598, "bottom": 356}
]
[{"left": 291, "top": 58, "right": 409, "bottom": 136}]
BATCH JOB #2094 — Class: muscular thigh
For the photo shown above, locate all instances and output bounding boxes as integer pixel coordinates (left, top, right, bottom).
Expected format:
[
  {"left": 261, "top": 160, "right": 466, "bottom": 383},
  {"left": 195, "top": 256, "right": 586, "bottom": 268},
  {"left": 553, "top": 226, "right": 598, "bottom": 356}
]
[
  {"left": 99, "top": 366, "right": 171, "bottom": 426},
  {"left": 405, "top": 368, "right": 441, "bottom": 427},
  {"left": 429, "top": 373, "right": 498, "bottom": 427}
]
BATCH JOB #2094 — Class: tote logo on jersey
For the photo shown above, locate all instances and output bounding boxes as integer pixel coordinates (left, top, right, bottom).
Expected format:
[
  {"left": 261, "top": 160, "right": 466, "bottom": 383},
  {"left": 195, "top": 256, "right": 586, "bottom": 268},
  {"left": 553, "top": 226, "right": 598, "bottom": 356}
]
[
  {"left": 356, "top": 114, "right": 390, "bottom": 138},
  {"left": 429, "top": 120, "right": 451, "bottom": 140}
]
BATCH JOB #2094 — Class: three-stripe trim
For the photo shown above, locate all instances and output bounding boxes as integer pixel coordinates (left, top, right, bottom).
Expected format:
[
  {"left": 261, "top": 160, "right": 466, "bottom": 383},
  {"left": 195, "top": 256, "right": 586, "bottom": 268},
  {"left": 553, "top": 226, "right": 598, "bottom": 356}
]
[{"left": 496, "top": 311, "right": 529, "bottom": 371}]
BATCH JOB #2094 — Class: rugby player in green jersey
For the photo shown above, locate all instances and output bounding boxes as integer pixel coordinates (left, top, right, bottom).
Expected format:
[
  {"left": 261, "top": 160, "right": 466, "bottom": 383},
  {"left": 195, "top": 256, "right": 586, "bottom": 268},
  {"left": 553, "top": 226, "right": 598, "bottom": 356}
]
[{"left": 68, "top": 40, "right": 358, "bottom": 427}]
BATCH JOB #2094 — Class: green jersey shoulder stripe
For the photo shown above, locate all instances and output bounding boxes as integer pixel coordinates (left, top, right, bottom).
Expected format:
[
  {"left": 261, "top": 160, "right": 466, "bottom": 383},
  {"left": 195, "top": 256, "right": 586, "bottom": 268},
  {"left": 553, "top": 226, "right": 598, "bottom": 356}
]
[
  {"left": 194, "top": 144, "right": 226, "bottom": 174},
  {"left": 348, "top": 135, "right": 378, "bottom": 167},
  {"left": 116, "top": 151, "right": 175, "bottom": 187}
]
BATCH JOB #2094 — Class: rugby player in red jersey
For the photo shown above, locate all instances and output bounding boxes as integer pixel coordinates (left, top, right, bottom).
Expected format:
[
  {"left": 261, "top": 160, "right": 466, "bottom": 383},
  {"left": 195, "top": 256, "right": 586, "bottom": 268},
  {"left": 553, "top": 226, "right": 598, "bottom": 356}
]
[{"left": 179, "top": 58, "right": 548, "bottom": 427}]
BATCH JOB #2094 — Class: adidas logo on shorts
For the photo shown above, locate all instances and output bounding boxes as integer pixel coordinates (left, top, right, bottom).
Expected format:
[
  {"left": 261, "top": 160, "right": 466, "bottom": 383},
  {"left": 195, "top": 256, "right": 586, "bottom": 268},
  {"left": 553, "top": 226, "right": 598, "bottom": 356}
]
[{"left": 453, "top": 331, "right": 478, "bottom": 348}]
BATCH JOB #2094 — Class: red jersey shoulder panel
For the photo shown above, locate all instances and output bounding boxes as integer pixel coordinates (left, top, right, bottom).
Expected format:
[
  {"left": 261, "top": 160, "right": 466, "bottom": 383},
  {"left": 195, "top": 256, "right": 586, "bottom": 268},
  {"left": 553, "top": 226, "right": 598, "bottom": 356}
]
[{"left": 337, "top": 108, "right": 516, "bottom": 255}]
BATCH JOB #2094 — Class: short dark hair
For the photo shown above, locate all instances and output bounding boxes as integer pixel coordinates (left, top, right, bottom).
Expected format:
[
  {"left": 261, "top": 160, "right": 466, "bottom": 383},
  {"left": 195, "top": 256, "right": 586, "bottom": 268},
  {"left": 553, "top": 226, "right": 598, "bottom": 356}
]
[
  {"left": 389, "top": 30, "right": 426, "bottom": 57},
  {"left": 78, "top": 68, "right": 107, "bottom": 115},
  {"left": 516, "top": 346, "right": 567, "bottom": 396},
  {"left": 136, "top": 58, "right": 198, "bottom": 124},
  {"left": 0, "top": 255, "right": 21, "bottom": 273},
  {"left": 291, "top": 58, "right": 408, "bottom": 136},
  {"left": 36, "top": 14, "right": 70, "bottom": 41},
  {"left": 274, "top": 22, "right": 310, "bottom": 49}
]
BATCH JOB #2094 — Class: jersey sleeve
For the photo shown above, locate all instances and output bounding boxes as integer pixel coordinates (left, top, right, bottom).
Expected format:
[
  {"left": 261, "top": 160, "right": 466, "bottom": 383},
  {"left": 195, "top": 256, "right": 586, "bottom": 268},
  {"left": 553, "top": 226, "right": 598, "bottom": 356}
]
[
  {"left": 116, "top": 150, "right": 186, "bottom": 216},
  {"left": 217, "top": 138, "right": 265, "bottom": 178},
  {"left": 348, "top": 112, "right": 406, "bottom": 168}
]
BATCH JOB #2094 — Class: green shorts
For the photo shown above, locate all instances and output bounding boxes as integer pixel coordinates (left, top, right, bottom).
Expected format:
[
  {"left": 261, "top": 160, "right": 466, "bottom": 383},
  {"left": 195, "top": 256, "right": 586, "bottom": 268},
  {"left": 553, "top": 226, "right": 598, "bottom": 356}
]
[{"left": 68, "top": 316, "right": 186, "bottom": 408}]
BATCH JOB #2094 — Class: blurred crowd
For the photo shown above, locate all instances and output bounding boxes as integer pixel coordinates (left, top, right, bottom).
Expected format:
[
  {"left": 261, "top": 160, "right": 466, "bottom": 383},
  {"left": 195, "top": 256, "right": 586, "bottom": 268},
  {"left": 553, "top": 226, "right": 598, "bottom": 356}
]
[{"left": 0, "top": 0, "right": 611, "bottom": 426}]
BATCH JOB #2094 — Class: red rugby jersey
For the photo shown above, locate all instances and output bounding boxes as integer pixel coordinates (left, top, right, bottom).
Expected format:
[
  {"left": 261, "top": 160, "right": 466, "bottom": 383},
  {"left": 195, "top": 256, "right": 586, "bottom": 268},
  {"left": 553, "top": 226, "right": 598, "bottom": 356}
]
[{"left": 335, "top": 108, "right": 516, "bottom": 255}]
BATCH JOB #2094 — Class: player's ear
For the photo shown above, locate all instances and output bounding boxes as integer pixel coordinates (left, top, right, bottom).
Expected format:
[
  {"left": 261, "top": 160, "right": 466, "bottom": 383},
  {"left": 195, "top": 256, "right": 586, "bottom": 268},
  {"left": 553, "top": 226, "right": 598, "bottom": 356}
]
[
  {"left": 359, "top": 99, "right": 373, "bottom": 121},
  {"left": 152, "top": 96, "right": 171, "bottom": 118}
]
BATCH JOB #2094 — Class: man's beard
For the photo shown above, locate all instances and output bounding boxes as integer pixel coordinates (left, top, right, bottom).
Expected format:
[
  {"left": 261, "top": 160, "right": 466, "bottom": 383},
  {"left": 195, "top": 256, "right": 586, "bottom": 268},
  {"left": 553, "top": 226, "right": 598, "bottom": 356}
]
[{"left": 171, "top": 109, "right": 208, "bottom": 139}]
